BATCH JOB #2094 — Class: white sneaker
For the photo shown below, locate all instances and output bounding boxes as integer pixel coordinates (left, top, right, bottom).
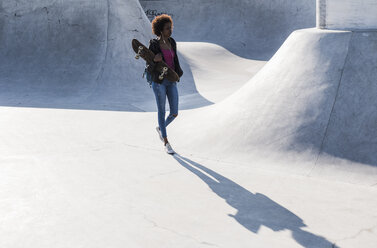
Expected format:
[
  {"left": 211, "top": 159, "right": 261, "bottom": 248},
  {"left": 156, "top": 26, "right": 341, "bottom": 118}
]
[
  {"left": 164, "top": 142, "right": 175, "bottom": 154},
  {"left": 156, "top": 126, "right": 164, "bottom": 142}
]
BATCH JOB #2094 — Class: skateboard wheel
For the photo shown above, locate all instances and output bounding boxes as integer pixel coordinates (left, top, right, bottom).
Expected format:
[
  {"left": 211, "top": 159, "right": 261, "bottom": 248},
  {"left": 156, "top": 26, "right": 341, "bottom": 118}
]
[
  {"left": 135, "top": 46, "right": 143, "bottom": 59},
  {"left": 159, "top": 67, "right": 168, "bottom": 80}
]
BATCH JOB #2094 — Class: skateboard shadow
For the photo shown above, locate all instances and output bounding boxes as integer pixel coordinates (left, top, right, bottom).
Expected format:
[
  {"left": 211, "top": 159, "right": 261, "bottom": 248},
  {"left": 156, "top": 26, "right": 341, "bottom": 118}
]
[{"left": 172, "top": 153, "right": 339, "bottom": 248}]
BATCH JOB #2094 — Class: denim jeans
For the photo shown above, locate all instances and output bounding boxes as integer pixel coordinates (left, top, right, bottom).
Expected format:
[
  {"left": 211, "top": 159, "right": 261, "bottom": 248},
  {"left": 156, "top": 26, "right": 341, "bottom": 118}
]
[{"left": 152, "top": 78, "right": 179, "bottom": 138}]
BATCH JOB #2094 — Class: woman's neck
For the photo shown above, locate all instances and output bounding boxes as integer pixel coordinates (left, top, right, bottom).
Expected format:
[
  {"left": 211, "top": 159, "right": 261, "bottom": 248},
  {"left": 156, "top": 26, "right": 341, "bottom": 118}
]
[{"left": 158, "top": 36, "right": 169, "bottom": 43}]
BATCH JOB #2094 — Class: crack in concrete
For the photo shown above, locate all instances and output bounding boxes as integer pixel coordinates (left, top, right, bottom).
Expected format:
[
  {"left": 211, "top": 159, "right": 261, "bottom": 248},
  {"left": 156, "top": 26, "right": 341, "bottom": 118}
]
[
  {"left": 82, "top": 0, "right": 110, "bottom": 103},
  {"left": 121, "top": 142, "right": 161, "bottom": 152},
  {"left": 307, "top": 32, "right": 354, "bottom": 177},
  {"left": 142, "top": 214, "right": 220, "bottom": 247},
  {"left": 96, "top": 0, "right": 110, "bottom": 82},
  {"left": 333, "top": 224, "right": 377, "bottom": 244},
  {"left": 148, "top": 169, "right": 181, "bottom": 179}
]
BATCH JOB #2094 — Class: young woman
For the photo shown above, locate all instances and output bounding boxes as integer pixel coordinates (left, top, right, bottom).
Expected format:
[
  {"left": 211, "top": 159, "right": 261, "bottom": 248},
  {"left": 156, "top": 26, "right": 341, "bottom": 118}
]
[{"left": 148, "top": 14, "right": 184, "bottom": 154}]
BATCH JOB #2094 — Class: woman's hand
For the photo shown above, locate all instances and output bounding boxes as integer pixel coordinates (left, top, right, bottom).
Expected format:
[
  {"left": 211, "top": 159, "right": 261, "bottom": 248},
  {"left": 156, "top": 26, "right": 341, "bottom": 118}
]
[{"left": 154, "top": 53, "right": 162, "bottom": 62}]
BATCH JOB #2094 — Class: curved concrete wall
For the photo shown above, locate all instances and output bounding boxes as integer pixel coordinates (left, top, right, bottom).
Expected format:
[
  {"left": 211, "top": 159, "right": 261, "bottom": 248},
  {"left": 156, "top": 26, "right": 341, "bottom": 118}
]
[
  {"left": 140, "top": 0, "right": 316, "bottom": 60},
  {"left": 0, "top": 0, "right": 316, "bottom": 110},
  {"left": 0, "top": 0, "right": 108, "bottom": 94},
  {"left": 0, "top": 0, "right": 154, "bottom": 110},
  {"left": 170, "top": 28, "right": 377, "bottom": 184}
]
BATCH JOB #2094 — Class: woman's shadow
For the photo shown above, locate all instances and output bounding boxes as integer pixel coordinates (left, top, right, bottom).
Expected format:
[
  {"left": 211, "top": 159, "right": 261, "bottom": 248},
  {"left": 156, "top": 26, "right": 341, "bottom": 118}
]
[{"left": 172, "top": 153, "right": 339, "bottom": 248}]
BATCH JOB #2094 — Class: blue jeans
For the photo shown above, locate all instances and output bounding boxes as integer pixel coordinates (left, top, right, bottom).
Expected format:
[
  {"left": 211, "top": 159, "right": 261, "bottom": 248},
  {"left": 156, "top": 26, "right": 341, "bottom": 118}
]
[{"left": 152, "top": 78, "right": 179, "bottom": 138}]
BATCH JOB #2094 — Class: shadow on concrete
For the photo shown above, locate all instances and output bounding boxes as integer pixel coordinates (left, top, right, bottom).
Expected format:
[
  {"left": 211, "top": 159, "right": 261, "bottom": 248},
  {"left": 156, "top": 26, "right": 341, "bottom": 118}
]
[
  {"left": 172, "top": 153, "right": 339, "bottom": 248},
  {"left": 0, "top": 51, "right": 214, "bottom": 112},
  {"left": 291, "top": 32, "right": 377, "bottom": 167}
]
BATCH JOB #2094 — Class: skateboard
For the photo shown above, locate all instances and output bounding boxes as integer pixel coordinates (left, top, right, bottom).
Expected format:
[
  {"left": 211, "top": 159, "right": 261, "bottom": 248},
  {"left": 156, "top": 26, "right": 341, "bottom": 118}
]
[{"left": 132, "top": 39, "right": 179, "bottom": 82}]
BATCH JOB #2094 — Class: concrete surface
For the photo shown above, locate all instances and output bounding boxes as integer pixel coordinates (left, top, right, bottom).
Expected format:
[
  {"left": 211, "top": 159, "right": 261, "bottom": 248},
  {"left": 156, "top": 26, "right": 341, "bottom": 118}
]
[
  {"left": 169, "top": 28, "right": 377, "bottom": 185},
  {"left": 0, "top": 0, "right": 376, "bottom": 247},
  {"left": 0, "top": 0, "right": 269, "bottom": 111},
  {"left": 317, "top": 0, "right": 377, "bottom": 30},
  {"left": 140, "top": 0, "right": 316, "bottom": 60},
  {"left": 0, "top": 106, "right": 376, "bottom": 248}
]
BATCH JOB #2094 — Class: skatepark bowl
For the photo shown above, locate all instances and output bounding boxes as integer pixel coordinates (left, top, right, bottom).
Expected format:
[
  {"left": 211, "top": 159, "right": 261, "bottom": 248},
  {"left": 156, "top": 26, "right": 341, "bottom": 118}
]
[{"left": 0, "top": 0, "right": 376, "bottom": 247}]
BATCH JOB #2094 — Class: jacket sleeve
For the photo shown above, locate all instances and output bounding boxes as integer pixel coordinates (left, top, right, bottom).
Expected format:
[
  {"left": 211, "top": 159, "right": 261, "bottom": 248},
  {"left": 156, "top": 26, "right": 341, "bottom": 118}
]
[
  {"left": 170, "top": 38, "right": 184, "bottom": 78},
  {"left": 148, "top": 40, "right": 160, "bottom": 56}
]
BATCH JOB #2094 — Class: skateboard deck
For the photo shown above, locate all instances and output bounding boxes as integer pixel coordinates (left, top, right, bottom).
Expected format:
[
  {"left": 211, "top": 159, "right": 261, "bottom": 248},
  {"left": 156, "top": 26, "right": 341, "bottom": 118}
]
[{"left": 132, "top": 39, "right": 179, "bottom": 82}]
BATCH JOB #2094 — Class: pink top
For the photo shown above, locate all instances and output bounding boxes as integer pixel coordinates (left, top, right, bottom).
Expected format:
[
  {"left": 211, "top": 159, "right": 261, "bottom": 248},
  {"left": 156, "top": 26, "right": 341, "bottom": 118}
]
[{"left": 161, "top": 48, "right": 175, "bottom": 70}]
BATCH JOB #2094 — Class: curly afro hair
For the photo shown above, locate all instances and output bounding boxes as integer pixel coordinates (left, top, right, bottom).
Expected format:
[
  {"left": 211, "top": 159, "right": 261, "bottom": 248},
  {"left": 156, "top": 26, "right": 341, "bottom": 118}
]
[{"left": 151, "top": 14, "right": 173, "bottom": 37}]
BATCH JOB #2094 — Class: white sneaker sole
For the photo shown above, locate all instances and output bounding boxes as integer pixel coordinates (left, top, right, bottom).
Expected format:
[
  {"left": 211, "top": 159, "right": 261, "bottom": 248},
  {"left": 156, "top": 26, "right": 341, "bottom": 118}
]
[
  {"left": 164, "top": 143, "right": 175, "bottom": 154},
  {"left": 165, "top": 149, "right": 175, "bottom": 154}
]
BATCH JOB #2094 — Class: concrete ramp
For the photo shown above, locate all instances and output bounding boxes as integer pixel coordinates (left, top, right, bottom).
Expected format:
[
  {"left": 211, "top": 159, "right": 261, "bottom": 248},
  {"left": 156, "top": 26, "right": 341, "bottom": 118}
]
[
  {"left": 0, "top": 0, "right": 316, "bottom": 111},
  {"left": 0, "top": 0, "right": 374, "bottom": 182},
  {"left": 0, "top": 0, "right": 216, "bottom": 111},
  {"left": 170, "top": 28, "right": 377, "bottom": 184},
  {"left": 0, "top": 1, "right": 375, "bottom": 182},
  {"left": 0, "top": 1, "right": 377, "bottom": 247},
  {"left": 0, "top": 0, "right": 155, "bottom": 111}
]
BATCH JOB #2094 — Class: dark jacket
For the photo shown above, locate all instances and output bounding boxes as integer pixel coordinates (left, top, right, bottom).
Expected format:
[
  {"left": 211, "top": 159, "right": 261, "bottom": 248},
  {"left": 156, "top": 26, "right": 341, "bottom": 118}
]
[{"left": 148, "top": 37, "right": 184, "bottom": 83}]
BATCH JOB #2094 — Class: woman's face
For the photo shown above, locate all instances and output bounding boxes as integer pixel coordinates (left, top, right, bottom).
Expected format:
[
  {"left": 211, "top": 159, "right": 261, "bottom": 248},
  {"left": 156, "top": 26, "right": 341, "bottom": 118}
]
[{"left": 161, "top": 22, "right": 173, "bottom": 38}]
